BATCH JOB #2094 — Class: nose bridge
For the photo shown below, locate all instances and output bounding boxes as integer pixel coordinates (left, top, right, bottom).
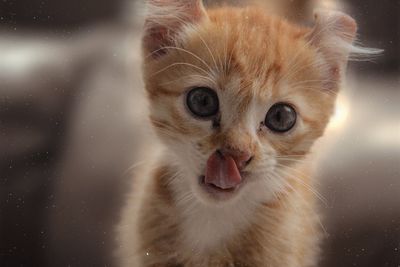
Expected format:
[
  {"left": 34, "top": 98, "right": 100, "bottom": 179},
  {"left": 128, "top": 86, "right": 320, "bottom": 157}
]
[
  {"left": 217, "top": 93, "right": 255, "bottom": 153},
  {"left": 222, "top": 121, "right": 254, "bottom": 153}
]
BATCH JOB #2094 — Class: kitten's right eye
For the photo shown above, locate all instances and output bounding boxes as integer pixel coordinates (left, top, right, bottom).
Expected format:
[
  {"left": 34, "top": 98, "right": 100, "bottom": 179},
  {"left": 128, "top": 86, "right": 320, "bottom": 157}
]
[
  {"left": 186, "top": 87, "right": 219, "bottom": 118},
  {"left": 264, "top": 103, "right": 297, "bottom": 133}
]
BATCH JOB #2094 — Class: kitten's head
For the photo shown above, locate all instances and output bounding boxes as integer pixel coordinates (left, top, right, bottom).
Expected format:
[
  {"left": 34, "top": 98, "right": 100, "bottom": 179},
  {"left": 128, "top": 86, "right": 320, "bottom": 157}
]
[{"left": 142, "top": 0, "right": 357, "bottom": 206}]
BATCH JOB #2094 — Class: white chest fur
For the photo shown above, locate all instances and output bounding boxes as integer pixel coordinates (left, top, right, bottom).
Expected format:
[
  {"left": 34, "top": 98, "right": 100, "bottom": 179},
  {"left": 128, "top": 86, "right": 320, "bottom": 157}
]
[{"left": 177, "top": 195, "right": 257, "bottom": 256}]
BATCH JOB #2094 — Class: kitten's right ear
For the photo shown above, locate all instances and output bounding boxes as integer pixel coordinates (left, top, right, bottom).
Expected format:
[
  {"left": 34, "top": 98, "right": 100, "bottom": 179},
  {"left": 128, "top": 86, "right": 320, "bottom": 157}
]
[
  {"left": 143, "top": 0, "right": 207, "bottom": 58},
  {"left": 307, "top": 9, "right": 357, "bottom": 90}
]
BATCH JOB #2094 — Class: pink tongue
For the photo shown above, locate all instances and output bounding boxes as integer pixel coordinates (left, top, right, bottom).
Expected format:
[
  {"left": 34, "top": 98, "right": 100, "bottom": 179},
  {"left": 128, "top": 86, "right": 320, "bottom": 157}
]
[{"left": 205, "top": 152, "right": 242, "bottom": 190}]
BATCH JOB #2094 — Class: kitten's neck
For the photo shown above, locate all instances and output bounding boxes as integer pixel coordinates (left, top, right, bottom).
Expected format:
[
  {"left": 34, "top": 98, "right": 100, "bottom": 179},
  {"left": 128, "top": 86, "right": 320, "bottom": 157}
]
[
  {"left": 144, "top": 163, "right": 260, "bottom": 263},
  {"left": 136, "top": 160, "right": 319, "bottom": 266},
  {"left": 173, "top": 179, "right": 259, "bottom": 254}
]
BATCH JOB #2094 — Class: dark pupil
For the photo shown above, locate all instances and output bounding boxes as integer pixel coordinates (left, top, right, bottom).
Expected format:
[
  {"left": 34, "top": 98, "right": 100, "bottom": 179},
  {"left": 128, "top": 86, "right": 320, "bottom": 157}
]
[
  {"left": 187, "top": 87, "right": 219, "bottom": 117},
  {"left": 276, "top": 111, "right": 282, "bottom": 123},
  {"left": 198, "top": 94, "right": 209, "bottom": 107},
  {"left": 265, "top": 103, "right": 296, "bottom": 132}
]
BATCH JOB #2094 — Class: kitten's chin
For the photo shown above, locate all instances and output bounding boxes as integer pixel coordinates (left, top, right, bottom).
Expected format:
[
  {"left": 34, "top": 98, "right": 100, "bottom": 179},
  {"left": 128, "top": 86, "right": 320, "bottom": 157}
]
[{"left": 196, "top": 175, "right": 247, "bottom": 203}]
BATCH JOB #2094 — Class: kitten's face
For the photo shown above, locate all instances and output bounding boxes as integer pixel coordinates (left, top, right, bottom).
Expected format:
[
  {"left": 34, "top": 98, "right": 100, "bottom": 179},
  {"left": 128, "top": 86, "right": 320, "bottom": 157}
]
[{"left": 143, "top": 2, "right": 356, "bottom": 205}]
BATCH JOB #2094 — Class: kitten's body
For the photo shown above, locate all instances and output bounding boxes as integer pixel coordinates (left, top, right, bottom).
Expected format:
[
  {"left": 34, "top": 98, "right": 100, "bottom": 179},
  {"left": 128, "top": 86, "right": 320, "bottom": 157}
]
[
  {"left": 118, "top": 162, "right": 320, "bottom": 266},
  {"left": 117, "top": 2, "right": 359, "bottom": 266}
]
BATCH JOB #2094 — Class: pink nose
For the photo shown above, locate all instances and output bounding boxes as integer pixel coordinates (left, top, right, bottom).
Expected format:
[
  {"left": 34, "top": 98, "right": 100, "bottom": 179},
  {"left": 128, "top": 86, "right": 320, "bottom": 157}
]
[{"left": 216, "top": 148, "right": 253, "bottom": 170}]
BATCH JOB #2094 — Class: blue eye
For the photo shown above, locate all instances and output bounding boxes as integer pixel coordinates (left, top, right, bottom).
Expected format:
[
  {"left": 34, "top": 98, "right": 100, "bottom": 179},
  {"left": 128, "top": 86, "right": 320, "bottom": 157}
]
[
  {"left": 265, "top": 103, "right": 297, "bottom": 132},
  {"left": 186, "top": 87, "right": 219, "bottom": 118}
]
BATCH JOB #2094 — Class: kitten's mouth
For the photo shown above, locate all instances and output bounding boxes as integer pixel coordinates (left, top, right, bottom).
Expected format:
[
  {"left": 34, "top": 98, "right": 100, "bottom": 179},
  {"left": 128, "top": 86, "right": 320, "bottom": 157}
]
[
  {"left": 198, "top": 151, "right": 247, "bottom": 200},
  {"left": 199, "top": 175, "right": 242, "bottom": 199}
]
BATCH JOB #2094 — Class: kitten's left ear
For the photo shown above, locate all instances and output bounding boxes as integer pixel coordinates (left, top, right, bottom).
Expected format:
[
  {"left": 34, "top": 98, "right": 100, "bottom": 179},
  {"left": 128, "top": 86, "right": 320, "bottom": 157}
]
[
  {"left": 143, "top": 0, "right": 207, "bottom": 58},
  {"left": 308, "top": 9, "right": 357, "bottom": 89}
]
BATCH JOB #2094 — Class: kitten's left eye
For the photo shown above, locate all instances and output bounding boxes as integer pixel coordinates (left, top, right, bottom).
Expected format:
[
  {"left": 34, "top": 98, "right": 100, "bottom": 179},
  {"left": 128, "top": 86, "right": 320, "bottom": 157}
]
[
  {"left": 186, "top": 87, "right": 219, "bottom": 118},
  {"left": 265, "top": 103, "right": 297, "bottom": 133}
]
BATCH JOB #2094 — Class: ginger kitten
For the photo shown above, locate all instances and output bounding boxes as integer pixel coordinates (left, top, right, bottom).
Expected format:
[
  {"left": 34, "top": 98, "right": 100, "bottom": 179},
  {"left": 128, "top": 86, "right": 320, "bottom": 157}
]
[{"left": 117, "top": 1, "right": 360, "bottom": 266}]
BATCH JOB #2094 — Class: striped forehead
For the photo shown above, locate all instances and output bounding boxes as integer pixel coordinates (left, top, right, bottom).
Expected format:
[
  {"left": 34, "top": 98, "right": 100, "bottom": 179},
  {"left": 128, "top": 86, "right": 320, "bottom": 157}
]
[{"left": 146, "top": 6, "right": 316, "bottom": 111}]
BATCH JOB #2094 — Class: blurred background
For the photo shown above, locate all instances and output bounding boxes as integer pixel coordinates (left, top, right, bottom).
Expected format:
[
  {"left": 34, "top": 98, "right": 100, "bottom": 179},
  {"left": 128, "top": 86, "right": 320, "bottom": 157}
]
[{"left": 0, "top": 0, "right": 398, "bottom": 266}]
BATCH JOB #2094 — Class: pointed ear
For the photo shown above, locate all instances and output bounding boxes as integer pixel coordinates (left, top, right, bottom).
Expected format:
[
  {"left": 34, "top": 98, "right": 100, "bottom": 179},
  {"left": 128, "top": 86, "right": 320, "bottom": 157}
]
[
  {"left": 143, "top": 0, "right": 207, "bottom": 58},
  {"left": 308, "top": 9, "right": 357, "bottom": 89}
]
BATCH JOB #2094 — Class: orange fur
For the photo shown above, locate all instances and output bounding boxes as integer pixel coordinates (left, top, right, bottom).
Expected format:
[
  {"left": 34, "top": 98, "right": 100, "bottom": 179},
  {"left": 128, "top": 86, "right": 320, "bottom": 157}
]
[{"left": 117, "top": 1, "right": 357, "bottom": 266}]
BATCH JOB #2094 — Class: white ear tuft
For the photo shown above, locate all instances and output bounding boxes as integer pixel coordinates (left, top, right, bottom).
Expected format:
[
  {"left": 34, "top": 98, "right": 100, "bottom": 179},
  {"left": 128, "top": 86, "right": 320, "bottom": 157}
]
[{"left": 143, "top": 0, "right": 207, "bottom": 58}]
